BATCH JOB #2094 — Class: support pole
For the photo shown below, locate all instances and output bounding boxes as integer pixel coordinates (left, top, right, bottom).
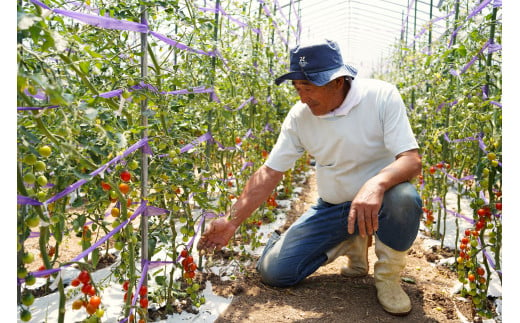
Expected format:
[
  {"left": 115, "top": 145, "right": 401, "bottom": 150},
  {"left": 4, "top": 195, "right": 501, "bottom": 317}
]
[{"left": 139, "top": 4, "right": 149, "bottom": 289}]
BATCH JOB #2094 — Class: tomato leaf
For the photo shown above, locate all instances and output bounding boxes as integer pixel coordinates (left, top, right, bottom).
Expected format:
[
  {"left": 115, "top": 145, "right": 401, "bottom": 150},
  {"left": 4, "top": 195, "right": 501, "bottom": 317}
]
[{"left": 91, "top": 248, "right": 99, "bottom": 269}]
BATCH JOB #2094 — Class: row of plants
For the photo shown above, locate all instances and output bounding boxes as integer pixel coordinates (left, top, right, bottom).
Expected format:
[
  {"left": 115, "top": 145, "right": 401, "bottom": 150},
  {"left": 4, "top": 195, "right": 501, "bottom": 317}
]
[
  {"left": 17, "top": 0, "right": 303, "bottom": 322},
  {"left": 376, "top": 0, "right": 502, "bottom": 319}
]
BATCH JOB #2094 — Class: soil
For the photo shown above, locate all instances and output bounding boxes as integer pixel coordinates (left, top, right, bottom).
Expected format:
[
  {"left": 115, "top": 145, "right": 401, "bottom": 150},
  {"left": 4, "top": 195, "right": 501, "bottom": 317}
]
[{"left": 23, "top": 172, "right": 485, "bottom": 322}]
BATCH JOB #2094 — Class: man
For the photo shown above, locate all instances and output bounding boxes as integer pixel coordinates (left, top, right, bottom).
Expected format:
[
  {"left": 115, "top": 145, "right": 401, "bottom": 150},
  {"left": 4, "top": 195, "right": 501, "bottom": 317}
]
[{"left": 197, "top": 39, "right": 423, "bottom": 316}]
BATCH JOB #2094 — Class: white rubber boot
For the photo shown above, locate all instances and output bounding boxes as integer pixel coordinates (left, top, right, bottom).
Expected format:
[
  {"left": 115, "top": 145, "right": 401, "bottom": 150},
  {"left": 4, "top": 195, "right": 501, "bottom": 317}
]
[
  {"left": 374, "top": 236, "right": 412, "bottom": 315},
  {"left": 324, "top": 235, "right": 369, "bottom": 277}
]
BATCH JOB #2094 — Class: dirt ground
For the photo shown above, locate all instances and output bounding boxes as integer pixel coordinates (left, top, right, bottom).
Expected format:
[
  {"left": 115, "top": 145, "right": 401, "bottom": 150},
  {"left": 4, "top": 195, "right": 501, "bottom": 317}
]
[{"left": 23, "top": 172, "right": 483, "bottom": 322}]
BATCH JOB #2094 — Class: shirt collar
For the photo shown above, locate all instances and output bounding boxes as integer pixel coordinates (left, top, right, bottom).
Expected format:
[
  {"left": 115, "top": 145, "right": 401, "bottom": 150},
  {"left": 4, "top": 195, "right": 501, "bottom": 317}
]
[{"left": 317, "top": 78, "right": 362, "bottom": 119}]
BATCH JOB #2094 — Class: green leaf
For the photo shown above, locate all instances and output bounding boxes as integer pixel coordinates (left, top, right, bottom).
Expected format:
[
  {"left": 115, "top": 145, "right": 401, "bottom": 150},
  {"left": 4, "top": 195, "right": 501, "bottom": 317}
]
[
  {"left": 79, "top": 61, "right": 90, "bottom": 74},
  {"left": 72, "top": 169, "right": 94, "bottom": 180},
  {"left": 91, "top": 248, "right": 99, "bottom": 269}
]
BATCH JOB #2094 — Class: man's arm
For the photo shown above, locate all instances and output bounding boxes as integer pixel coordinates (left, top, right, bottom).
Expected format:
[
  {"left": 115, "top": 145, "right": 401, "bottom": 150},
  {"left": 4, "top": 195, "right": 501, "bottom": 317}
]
[
  {"left": 347, "top": 149, "right": 422, "bottom": 237},
  {"left": 197, "top": 165, "right": 284, "bottom": 251}
]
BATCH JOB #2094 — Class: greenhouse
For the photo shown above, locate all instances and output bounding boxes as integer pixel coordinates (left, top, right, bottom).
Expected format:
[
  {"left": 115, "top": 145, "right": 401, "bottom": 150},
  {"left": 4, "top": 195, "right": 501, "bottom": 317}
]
[{"left": 16, "top": 0, "right": 504, "bottom": 322}]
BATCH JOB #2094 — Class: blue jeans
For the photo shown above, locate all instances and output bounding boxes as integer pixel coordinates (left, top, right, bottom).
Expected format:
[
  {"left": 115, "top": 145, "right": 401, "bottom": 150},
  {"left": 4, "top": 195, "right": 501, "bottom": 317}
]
[{"left": 256, "top": 182, "right": 422, "bottom": 287}]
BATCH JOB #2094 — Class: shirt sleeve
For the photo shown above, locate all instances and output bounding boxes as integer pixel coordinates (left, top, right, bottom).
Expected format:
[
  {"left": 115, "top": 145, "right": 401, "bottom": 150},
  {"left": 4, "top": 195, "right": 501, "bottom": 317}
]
[
  {"left": 264, "top": 113, "right": 305, "bottom": 172},
  {"left": 381, "top": 85, "right": 419, "bottom": 156}
]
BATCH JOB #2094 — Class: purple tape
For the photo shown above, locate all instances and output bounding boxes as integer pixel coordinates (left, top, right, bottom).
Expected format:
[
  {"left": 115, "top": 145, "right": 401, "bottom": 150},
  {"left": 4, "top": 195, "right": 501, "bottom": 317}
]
[
  {"left": 161, "top": 86, "right": 214, "bottom": 95},
  {"left": 17, "top": 105, "right": 60, "bottom": 111},
  {"left": 262, "top": 122, "right": 274, "bottom": 133},
  {"left": 409, "top": 11, "right": 454, "bottom": 48},
  {"left": 258, "top": 0, "right": 288, "bottom": 46},
  {"left": 150, "top": 31, "right": 215, "bottom": 57},
  {"left": 241, "top": 161, "right": 254, "bottom": 171},
  {"left": 199, "top": 5, "right": 255, "bottom": 32},
  {"left": 179, "top": 132, "right": 215, "bottom": 154},
  {"left": 450, "top": 0, "right": 492, "bottom": 47},
  {"left": 98, "top": 89, "right": 124, "bottom": 98},
  {"left": 30, "top": 0, "right": 50, "bottom": 10},
  {"left": 490, "top": 101, "right": 502, "bottom": 108},
  {"left": 446, "top": 208, "right": 475, "bottom": 224},
  {"left": 24, "top": 88, "right": 48, "bottom": 100},
  {"left": 52, "top": 8, "right": 148, "bottom": 32},
  {"left": 18, "top": 195, "right": 43, "bottom": 206},
  {"left": 224, "top": 96, "right": 255, "bottom": 111}
]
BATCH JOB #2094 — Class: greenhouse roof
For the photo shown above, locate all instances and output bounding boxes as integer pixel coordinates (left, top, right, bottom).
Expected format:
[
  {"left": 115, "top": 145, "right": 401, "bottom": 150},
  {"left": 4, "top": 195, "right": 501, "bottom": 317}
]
[{"left": 279, "top": 0, "right": 449, "bottom": 77}]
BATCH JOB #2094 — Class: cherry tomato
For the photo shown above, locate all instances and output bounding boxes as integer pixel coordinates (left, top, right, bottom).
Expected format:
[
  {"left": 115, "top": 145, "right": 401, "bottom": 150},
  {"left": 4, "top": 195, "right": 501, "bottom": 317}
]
[
  {"left": 72, "top": 299, "right": 84, "bottom": 310},
  {"left": 86, "top": 303, "right": 97, "bottom": 315},
  {"left": 39, "top": 145, "right": 52, "bottom": 157},
  {"left": 180, "top": 249, "right": 189, "bottom": 258},
  {"left": 119, "top": 183, "right": 130, "bottom": 195},
  {"left": 139, "top": 285, "right": 148, "bottom": 297},
  {"left": 101, "top": 181, "right": 111, "bottom": 191},
  {"left": 89, "top": 295, "right": 101, "bottom": 308},
  {"left": 120, "top": 171, "right": 131, "bottom": 182},
  {"left": 140, "top": 297, "right": 149, "bottom": 308}
]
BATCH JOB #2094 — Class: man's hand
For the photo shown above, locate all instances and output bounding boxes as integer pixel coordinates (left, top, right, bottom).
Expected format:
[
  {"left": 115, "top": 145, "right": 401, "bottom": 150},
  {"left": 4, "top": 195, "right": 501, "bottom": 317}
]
[
  {"left": 197, "top": 217, "right": 237, "bottom": 252},
  {"left": 347, "top": 149, "right": 421, "bottom": 237},
  {"left": 347, "top": 180, "right": 384, "bottom": 237}
]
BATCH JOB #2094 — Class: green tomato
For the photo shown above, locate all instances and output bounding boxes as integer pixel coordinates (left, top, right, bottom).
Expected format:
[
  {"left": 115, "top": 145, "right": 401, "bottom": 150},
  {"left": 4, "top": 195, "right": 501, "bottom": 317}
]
[
  {"left": 38, "top": 145, "right": 52, "bottom": 157},
  {"left": 22, "top": 252, "right": 35, "bottom": 264},
  {"left": 128, "top": 160, "right": 139, "bottom": 170},
  {"left": 26, "top": 215, "right": 40, "bottom": 228},
  {"left": 95, "top": 308, "right": 105, "bottom": 318},
  {"left": 36, "top": 191, "right": 46, "bottom": 201},
  {"left": 25, "top": 274, "right": 36, "bottom": 286},
  {"left": 112, "top": 219, "right": 121, "bottom": 229},
  {"left": 17, "top": 267, "right": 28, "bottom": 279},
  {"left": 37, "top": 175, "right": 48, "bottom": 187},
  {"left": 109, "top": 190, "right": 118, "bottom": 199},
  {"left": 23, "top": 173, "right": 36, "bottom": 185},
  {"left": 20, "top": 309, "right": 32, "bottom": 322},
  {"left": 23, "top": 154, "right": 37, "bottom": 165},
  {"left": 34, "top": 160, "right": 46, "bottom": 172},
  {"left": 114, "top": 241, "right": 124, "bottom": 250},
  {"left": 22, "top": 293, "right": 35, "bottom": 306}
]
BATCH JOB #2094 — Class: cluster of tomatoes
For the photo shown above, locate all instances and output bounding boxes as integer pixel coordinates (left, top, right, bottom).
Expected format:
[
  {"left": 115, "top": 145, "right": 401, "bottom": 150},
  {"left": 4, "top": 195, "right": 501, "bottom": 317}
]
[
  {"left": 422, "top": 206, "right": 435, "bottom": 227},
  {"left": 428, "top": 161, "right": 451, "bottom": 175},
  {"left": 266, "top": 192, "right": 278, "bottom": 208},
  {"left": 122, "top": 280, "right": 149, "bottom": 309},
  {"left": 180, "top": 249, "right": 197, "bottom": 279},
  {"left": 70, "top": 270, "right": 104, "bottom": 317},
  {"left": 101, "top": 170, "right": 133, "bottom": 204},
  {"left": 456, "top": 227, "right": 490, "bottom": 307},
  {"left": 100, "top": 170, "right": 136, "bottom": 225}
]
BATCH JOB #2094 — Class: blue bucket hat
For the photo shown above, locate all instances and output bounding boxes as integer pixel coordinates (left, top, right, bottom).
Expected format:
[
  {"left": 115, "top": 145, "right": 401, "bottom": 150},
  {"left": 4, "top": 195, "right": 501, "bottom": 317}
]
[{"left": 275, "top": 39, "right": 357, "bottom": 86}]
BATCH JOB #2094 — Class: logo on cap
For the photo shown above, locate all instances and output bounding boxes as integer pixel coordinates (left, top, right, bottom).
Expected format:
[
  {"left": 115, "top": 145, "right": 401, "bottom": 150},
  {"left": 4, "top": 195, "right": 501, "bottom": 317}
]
[{"left": 299, "top": 56, "right": 308, "bottom": 68}]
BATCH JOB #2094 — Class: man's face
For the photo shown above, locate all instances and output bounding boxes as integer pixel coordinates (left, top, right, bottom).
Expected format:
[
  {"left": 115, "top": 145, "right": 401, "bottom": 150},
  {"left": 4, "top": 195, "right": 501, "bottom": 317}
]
[{"left": 291, "top": 79, "right": 345, "bottom": 116}]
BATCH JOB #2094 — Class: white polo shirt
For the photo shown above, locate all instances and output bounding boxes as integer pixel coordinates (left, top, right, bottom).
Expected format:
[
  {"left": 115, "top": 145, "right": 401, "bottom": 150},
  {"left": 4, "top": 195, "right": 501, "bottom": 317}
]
[{"left": 265, "top": 78, "right": 419, "bottom": 204}]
